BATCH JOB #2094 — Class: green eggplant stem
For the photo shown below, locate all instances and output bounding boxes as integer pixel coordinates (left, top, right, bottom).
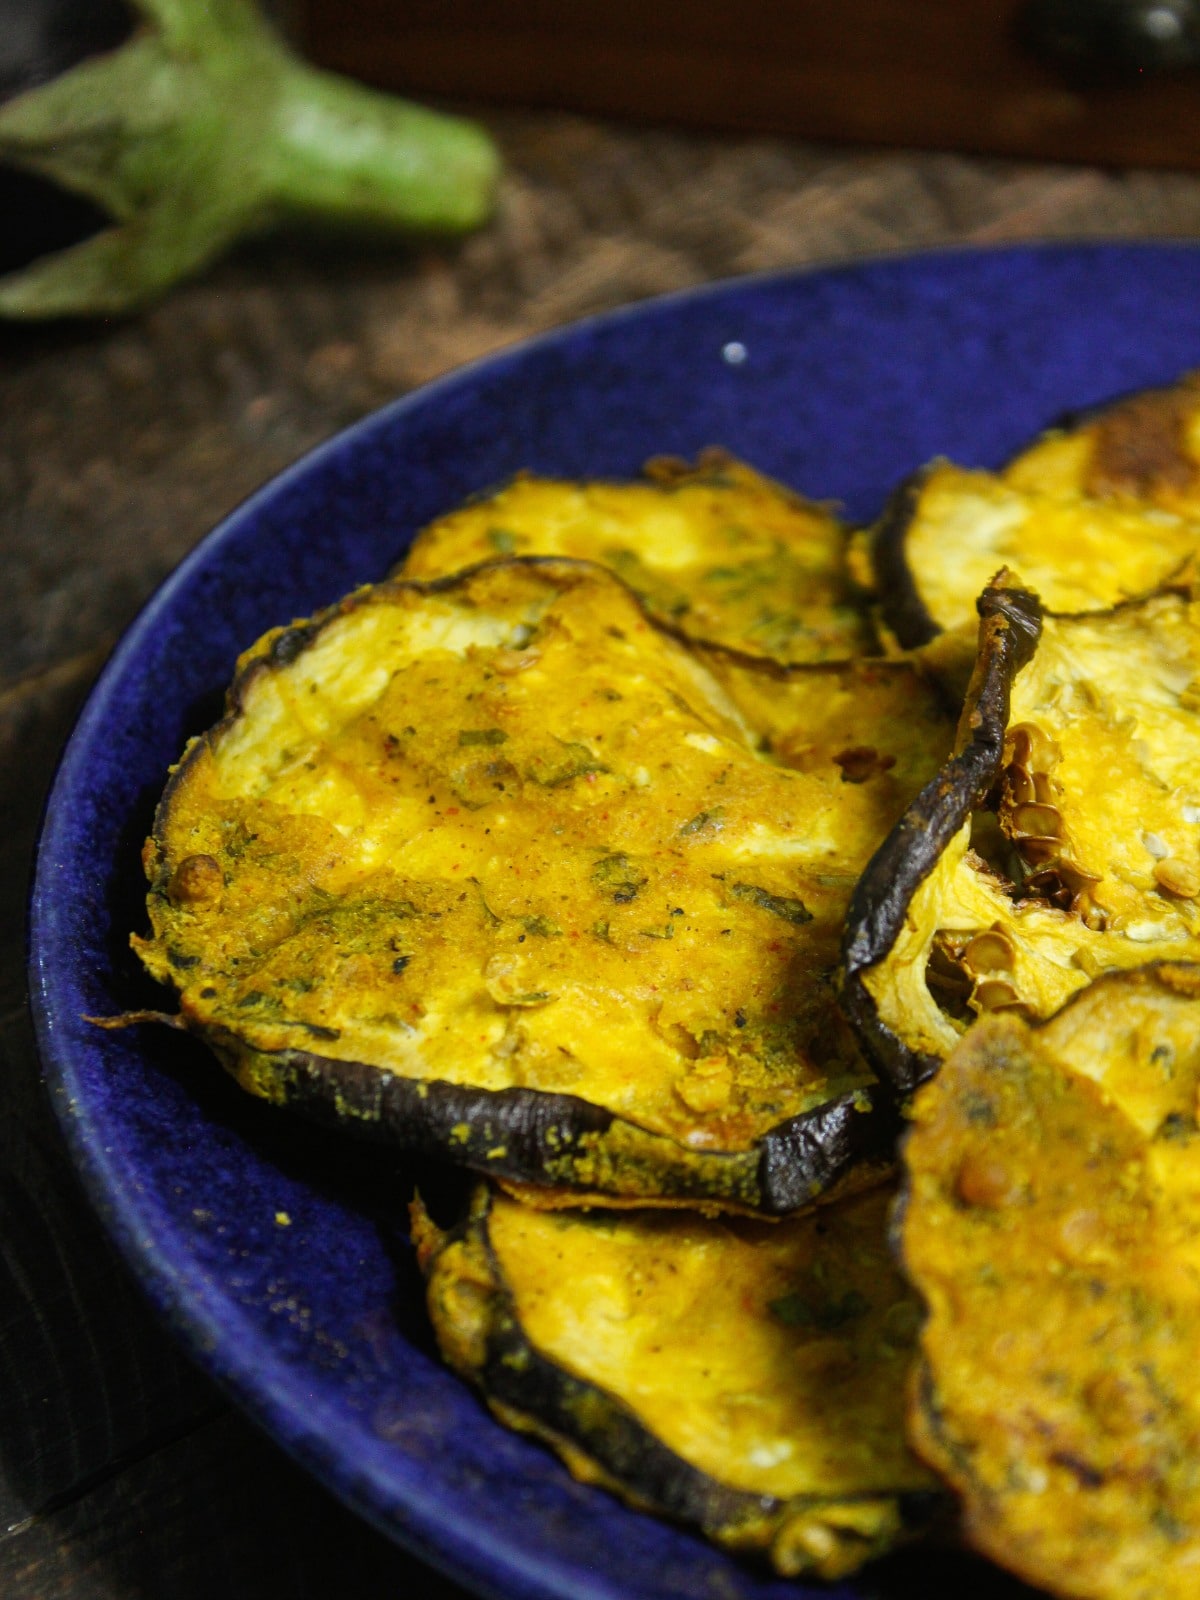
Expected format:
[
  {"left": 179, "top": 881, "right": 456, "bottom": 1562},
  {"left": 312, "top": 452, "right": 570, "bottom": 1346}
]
[
  {"left": 267, "top": 59, "right": 497, "bottom": 235},
  {"left": 0, "top": 0, "right": 501, "bottom": 318}
]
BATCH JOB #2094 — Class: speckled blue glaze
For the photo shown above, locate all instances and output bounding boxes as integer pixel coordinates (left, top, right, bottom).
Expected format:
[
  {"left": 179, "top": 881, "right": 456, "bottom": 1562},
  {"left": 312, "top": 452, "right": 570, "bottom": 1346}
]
[{"left": 30, "top": 244, "right": 1200, "bottom": 1600}]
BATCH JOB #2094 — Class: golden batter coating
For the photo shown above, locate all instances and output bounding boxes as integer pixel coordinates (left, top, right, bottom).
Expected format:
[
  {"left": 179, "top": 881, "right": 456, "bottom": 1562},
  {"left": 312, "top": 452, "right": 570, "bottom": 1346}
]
[
  {"left": 135, "top": 558, "right": 950, "bottom": 1209},
  {"left": 858, "top": 582, "right": 1200, "bottom": 1074},
  {"left": 695, "top": 647, "right": 953, "bottom": 796},
  {"left": 1007, "top": 373, "right": 1200, "bottom": 515},
  {"left": 400, "top": 453, "right": 872, "bottom": 663},
  {"left": 876, "top": 461, "right": 1200, "bottom": 642},
  {"left": 900, "top": 964, "right": 1200, "bottom": 1600},
  {"left": 420, "top": 1182, "right": 939, "bottom": 1580}
]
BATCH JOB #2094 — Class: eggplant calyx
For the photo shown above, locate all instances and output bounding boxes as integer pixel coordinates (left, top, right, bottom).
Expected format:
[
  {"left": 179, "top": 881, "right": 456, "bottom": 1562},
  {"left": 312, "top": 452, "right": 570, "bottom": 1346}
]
[{"left": 0, "top": 0, "right": 500, "bottom": 318}]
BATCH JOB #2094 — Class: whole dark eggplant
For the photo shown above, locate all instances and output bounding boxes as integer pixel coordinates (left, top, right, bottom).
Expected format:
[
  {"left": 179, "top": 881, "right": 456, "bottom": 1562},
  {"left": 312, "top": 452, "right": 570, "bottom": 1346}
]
[
  {"left": 0, "top": 0, "right": 500, "bottom": 317},
  {"left": 0, "top": 0, "right": 131, "bottom": 277},
  {"left": 0, "top": 0, "right": 134, "bottom": 102},
  {"left": 1018, "top": 0, "right": 1200, "bottom": 80}
]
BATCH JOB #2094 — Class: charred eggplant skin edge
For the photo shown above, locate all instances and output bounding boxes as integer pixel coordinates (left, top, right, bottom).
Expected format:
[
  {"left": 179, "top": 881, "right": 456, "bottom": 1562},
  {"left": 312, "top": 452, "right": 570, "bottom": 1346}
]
[
  {"left": 1001, "top": 371, "right": 1200, "bottom": 471},
  {"left": 872, "top": 377, "right": 1200, "bottom": 649},
  {"left": 146, "top": 558, "right": 898, "bottom": 1215},
  {"left": 840, "top": 581, "right": 1043, "bottom": 1100},
  {"left": 869, "top": 467, "right": 941, "bottom": 649},
  {"left": 212, "top": 1032, "right": 896, "bottom": 1214},
  {"left": 427, "top": 1187, "right": 942, "bottom": 1545},
  {"left": 147, "top": 553, "right": 863, "bottom": 831}
]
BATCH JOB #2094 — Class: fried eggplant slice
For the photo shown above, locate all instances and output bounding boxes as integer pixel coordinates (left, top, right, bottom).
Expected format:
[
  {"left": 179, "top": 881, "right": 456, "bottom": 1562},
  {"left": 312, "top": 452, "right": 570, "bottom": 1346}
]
[
  {"left": 1006, "top": 371, "right": 1200, "bottom": 517},
  {"left": 400, "top": 452, "right": 873, "bottom": 663},
  {"left": 693, "top": 646, "right": 954, "bottom": 795},
  {"left": 843, "top": 573, "right": 1200, "bottom": 1098},
  {"left": 135, "top": 557, "right": 952, "bottom": 1212},
  {"left": 418, "top": 1182, "right": 940, "bottom": 1579},
  {"left": 899, "top": 963, "right": 1200, "bottom": 1600},
  {"left": 873, "top": 460, "right": 1200, "bottom": 646}
]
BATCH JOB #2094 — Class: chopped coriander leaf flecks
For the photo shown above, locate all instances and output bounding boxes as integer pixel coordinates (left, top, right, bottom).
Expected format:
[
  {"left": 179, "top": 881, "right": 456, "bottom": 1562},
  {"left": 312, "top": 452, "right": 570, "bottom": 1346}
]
[{"left": 730, "top": 883, "right": 813, "bottom": 925}]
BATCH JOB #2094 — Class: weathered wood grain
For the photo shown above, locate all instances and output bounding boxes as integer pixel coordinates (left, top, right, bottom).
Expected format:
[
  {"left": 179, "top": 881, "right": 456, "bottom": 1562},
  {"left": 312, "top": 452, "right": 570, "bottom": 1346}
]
[
  {"left": 7, "top": 112, "right": 1200, "bottom": 692},
  {"left": 0, "top": 1005, "right": 219, "bottom": 1533},
  {"left": 0, "top": 1409, "right": 472, "bottom": 1600}
]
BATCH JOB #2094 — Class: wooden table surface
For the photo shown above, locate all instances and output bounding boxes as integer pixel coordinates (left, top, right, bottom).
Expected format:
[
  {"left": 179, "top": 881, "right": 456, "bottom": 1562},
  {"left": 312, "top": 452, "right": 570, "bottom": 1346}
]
[{"left": 5, "top": 106, "right": 1200, "bottom": 1598}]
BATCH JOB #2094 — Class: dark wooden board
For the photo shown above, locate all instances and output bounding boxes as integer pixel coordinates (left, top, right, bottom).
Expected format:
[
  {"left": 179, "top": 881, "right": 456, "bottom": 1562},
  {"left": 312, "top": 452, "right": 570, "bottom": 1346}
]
[
  {"left": 0, "top": 1406, "right": 474, "bottom": 1600},
  {"left": 301, "top": 1, "right": 1200, "bottom": 170}
]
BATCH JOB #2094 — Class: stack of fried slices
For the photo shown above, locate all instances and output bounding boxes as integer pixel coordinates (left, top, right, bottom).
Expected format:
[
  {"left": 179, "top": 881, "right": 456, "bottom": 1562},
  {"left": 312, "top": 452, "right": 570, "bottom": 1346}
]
[{"left": 135, "top": 383, "right": 1200, "bottom": 1596}]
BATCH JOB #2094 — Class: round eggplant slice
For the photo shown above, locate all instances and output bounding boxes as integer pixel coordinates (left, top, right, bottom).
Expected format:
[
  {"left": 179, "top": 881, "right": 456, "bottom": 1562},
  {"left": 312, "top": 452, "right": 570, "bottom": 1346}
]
[
  {"left": 1005, "top": 371, "right": 1200, "bottom": 517},
  {"left": 899, "top": 963, "right": 1200, "bottom": 1600},
  {"left": 399, "top": 453, "right": 874, "bottom": 664},
  {"left": 134, "top": 558, "right": 953, "bottom": 1212},
  {"left": 418, "top": 1182, "right": 941, "bottom": 1580},
  {"left": 693, "top": 644, "right": 956, "bottom": 795},
  {"left": 844, "top": 572, "right": 1200, "bottom": 1099},
  {"left": 872, "top": 459, "right": 1200, "bottom": 646}
]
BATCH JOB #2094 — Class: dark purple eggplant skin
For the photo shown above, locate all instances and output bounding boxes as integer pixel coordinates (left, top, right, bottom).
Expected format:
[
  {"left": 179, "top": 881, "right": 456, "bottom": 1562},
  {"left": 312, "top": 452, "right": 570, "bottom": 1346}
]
[
  {"left": 869, "top": 466, "right": 942, "bottom": 650},
  {"left": 873, "top": 377, "right": 1200, "bottom": 649},
  {"left": 211, "top": 1030, "right": 898, "bottom": 1215},
  {"left": 0, "top": 0, "right": 133, "bottom": 276},
  {"left": 0, "top": 167, "right": 112, "bottom": 279},
  {"left": 0, "top": 0, "right": 133, "bottom": 104},
  {"left": 840, "top": 580, "right": 1043, "bottom": 1102},
  {"left": 428, "top": 1188, "right": 945, "bottom": 1544},
  {"left": 146, "top": 558, "right": 901, "bottom": 1217},
  {"left": 1017, "top": 0, "right": 1200, "bottom": 85}
]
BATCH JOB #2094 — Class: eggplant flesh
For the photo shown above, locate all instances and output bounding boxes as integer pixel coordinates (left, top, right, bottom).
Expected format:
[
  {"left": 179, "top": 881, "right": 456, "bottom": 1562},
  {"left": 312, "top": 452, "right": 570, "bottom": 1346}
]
[
  {"left": 399, "top": 454, "right": 873, "bottom": 664},
  {"left": 874, "top": 375, "right": 1200, "bottom": 648},
  {"left": 899, "top": 963, "right": 1200, "bottom": 1600},
  {"left": 842, "top": 575, "right": 1041, "bottom": 1094},
  {"left": 418, "top": 1182, "right": 940, "bottom": 1580},
  {"left": 844, "top": 575, "right": 1200, "bottom": 1097},
  {"left": 873, "top": 460, "right": 1200, "bottom": 647},
  {"left": 135, "top": 557, "right": 952, "bottom": 1211},
  {"left": 694, "top": 645, "right": 955, "bottom": 792},
  {"left": 1005, "top": 371, "right": 1200, "bottom": 517}
]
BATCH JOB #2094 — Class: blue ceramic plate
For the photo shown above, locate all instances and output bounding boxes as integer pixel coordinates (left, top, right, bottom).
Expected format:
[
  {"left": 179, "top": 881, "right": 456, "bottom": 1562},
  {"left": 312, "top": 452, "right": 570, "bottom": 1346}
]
[{"left": 30, "top": 243, "right": 1200, "bottom": 1600}]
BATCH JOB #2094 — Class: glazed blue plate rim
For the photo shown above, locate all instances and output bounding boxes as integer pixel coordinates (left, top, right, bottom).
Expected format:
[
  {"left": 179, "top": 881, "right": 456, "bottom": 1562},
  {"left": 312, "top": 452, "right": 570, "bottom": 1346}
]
[{"left": 29, "top": 240, "right": 1200, "bottom": 1600}]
